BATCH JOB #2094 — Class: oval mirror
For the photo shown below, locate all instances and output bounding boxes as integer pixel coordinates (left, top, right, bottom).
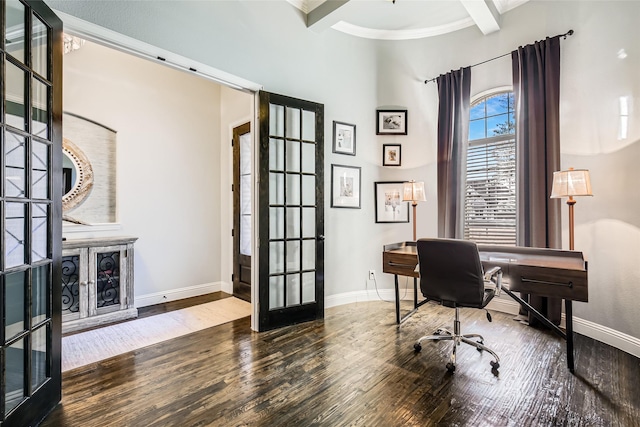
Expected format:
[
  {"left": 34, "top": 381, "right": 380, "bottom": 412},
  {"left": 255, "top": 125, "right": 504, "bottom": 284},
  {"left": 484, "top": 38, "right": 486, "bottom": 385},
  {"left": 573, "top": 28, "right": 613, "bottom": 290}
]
[{"left": 62, "top": 138, "right": 93, "bottom": 212}]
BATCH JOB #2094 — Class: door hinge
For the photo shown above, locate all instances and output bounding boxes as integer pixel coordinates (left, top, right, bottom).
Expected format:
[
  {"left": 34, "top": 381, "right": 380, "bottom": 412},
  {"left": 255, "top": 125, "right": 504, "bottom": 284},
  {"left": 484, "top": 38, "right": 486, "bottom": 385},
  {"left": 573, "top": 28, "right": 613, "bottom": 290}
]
[
  {"left": 231, "top": 184, "right": 234, "bottom": 192},
  {"left": 232, "top": 274, "right": 235, "bottom": 282},
  {"left": 231, "top": 138, "right": 234, "bottom": 147},
  {"left": 231, "top": 229, "right": 234, "bottom": 237}
]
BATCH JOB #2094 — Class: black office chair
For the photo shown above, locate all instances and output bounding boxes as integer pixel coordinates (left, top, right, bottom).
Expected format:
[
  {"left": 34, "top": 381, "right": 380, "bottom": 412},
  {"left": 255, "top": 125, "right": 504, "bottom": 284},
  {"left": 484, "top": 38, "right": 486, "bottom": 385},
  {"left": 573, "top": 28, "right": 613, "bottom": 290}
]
[{"left": 413, "top": 238, "right": 501, "bottom": 373}]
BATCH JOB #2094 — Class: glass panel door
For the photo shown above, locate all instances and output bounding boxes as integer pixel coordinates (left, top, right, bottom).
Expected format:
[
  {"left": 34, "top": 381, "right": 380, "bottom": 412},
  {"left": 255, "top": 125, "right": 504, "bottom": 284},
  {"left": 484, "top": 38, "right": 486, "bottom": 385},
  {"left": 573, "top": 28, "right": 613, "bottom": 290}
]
[
  {"left": 1, "top": 1, "right": 62, "bottom": 425},
  {"left": 258, "top": 91, "right": 324, "bottom": 331}
]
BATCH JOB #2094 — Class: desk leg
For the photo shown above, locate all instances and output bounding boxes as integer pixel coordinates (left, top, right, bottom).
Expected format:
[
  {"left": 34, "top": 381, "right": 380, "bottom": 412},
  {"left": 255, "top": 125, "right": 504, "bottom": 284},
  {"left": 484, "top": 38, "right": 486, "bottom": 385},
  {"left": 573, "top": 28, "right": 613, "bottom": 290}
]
[
  {"left": 566, "top": 300, "right": 575, "bottom": 373},
  {"left": 394, "top": 274, "right": 401, "bottom": 325}
]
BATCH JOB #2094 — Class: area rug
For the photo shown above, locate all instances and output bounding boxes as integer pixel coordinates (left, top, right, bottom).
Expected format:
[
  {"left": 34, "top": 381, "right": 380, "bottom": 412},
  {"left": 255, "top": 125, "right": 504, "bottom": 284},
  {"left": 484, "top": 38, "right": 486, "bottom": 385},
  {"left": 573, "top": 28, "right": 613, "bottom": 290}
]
[{"left": 62, "top": 297, "right": 251, "bottom": 372}]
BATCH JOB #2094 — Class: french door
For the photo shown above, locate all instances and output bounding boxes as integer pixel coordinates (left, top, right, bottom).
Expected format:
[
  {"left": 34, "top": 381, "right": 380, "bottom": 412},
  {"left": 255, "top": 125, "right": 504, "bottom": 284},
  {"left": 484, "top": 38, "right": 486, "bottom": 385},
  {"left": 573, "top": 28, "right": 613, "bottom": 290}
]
[
  {"left": 258, "top": 91, "right": 324, "bottom": 331},
  {"left": 233, "top": 122, "right": 251, "bottom": 302},
  {"left": 1, "top": 1, "right": 63, "bottom": 426}
]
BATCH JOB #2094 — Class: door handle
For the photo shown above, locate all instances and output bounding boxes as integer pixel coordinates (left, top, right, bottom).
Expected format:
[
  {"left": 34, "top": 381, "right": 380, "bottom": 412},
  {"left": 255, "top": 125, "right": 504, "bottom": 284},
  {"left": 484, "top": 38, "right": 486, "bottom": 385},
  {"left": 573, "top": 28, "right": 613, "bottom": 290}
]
[{"left": 318, "top": 235, "right": 325, "bottom": 241}]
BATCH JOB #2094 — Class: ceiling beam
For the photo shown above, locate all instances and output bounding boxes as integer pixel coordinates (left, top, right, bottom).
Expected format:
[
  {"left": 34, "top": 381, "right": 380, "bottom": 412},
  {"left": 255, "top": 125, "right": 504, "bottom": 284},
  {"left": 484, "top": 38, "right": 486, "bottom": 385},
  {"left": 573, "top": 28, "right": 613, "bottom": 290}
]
[
  {"left": 460, "top": 0, "right": 501, "bottom": 35},
  {"left": 307, "top": 0, "right": 351, "bottom": 32}
]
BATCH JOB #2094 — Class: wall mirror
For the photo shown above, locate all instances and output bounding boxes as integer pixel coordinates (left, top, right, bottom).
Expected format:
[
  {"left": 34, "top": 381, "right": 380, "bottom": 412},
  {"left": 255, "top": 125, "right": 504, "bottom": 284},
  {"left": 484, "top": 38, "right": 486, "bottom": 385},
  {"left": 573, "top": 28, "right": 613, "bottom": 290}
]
[{"left": 62, "top": 138, "right": 93, "bottom": 213}]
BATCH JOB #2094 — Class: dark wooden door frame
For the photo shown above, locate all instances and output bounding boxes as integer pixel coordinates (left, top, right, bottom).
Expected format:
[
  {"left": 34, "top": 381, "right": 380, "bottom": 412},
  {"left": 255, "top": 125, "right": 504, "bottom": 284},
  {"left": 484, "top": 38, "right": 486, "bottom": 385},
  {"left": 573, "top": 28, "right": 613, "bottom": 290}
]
[{"left": 232, "top": 122, "right": 251, "bottom": 302}]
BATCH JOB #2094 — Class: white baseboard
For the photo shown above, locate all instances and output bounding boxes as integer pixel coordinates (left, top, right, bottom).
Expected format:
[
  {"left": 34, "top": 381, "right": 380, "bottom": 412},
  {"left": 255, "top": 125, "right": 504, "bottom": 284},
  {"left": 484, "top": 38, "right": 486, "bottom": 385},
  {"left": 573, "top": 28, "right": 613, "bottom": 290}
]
[
  {"left": 135, "top": 282, "right": 222, "bottom": 308},
  {"left": 325, "top": 289, "right": 640, "bottom": 359}
]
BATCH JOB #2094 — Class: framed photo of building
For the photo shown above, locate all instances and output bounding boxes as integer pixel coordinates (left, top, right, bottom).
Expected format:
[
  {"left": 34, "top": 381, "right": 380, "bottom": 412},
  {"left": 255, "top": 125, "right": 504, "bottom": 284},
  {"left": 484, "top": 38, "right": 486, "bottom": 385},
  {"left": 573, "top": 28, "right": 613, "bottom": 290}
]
[
  {"left": 374, "top": 181, "right": 410, "bottom": 223},
  {"left": 332, "top": 121, "right": 356, "bottom": 155},
  {"left": 331, "top": 164, "right": 361, "bottom": 208},
  {"left": 383, "top": 144, "right": 401, "bottom": 166},
  {"left": 377, "top": 109, "right": 407, "bottom": 135}
]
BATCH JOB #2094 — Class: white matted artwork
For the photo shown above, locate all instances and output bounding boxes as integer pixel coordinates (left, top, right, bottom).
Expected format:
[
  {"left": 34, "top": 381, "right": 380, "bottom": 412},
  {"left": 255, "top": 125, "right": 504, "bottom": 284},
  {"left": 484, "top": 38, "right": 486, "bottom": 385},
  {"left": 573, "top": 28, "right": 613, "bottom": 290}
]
[
  {"left": 332, "top": 121, "right": 356, "bottom": 155},
  {"left": 331, "top": 164, "right": 361, "bottom": 208},
  {"left": 376, "top": 109, "right": 407, "bottom": 135},
  {"left": 63, "top": 112, "right": 117, "bottom": 224},
  {"left": 374, "top": 181, "right": 409, "bottom": 223}
]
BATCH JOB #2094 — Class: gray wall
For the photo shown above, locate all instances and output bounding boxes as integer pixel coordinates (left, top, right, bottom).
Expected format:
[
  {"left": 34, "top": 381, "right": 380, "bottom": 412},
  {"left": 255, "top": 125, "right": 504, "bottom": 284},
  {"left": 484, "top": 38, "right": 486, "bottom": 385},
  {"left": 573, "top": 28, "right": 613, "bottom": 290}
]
[{"left": 47, "top": 1, "right": 639, "bottom": 344}]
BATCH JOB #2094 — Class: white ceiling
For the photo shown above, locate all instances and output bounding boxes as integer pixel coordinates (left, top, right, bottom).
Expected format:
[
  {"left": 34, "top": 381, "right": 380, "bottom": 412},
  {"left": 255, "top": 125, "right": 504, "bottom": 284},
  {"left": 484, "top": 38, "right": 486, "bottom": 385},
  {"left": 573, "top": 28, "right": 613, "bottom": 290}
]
[{"left": 288, "top": 0, "right": 530, "bottom": 40}]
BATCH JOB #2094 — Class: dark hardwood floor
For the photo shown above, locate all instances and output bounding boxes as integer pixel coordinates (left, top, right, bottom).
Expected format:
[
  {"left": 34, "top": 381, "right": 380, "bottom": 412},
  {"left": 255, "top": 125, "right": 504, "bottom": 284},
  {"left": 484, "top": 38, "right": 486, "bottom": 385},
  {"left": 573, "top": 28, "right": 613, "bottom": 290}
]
[{"left": 44, "top": 300, "right": 640, "bottom": 426}]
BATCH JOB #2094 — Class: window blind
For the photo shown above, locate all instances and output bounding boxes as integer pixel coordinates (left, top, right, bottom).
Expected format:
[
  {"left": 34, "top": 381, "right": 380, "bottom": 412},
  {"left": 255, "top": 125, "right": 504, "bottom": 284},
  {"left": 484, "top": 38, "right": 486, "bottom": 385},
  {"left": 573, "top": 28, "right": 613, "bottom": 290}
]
[{"left": 464, "top": 136, "right": 516, "bottom": 245}]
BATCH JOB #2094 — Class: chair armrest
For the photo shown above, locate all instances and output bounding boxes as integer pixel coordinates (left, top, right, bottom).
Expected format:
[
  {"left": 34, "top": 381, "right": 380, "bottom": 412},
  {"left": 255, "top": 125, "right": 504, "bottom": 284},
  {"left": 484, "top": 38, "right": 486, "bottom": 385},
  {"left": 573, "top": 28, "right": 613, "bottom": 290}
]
[{"left": 484, "top": 266, "right": 502, "bottom": 296}]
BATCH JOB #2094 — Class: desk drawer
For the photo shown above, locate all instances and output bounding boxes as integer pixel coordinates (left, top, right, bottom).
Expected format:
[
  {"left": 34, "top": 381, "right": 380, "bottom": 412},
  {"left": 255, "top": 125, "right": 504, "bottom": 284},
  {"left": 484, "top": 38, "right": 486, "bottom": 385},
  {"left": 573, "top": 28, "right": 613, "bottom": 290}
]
[
  {"left": 383, "top": 252, "right": 419, "bottom": 278},
  {"left": 509, "top": 265, "right": 588, "bottom": 302}
]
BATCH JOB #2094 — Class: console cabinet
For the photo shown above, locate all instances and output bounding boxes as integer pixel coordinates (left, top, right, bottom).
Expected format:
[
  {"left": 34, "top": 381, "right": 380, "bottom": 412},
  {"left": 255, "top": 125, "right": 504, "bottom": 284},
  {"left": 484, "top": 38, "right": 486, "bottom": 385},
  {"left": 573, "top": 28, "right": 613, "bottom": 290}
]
[{"left": 61, "top": 236, "right": 138, "bottom": 333}]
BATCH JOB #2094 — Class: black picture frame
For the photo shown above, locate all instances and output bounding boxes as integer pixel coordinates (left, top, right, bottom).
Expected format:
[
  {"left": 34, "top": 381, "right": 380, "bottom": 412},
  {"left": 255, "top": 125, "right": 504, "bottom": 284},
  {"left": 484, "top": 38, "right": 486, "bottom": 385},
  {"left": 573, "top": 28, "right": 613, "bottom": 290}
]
[
  {"left": 374, "top": 181, "right": 410, "bottom": 223},
  {"left": 332, "top": 121, "right": 356, "bottom": 155},
  {"left": 376, "top": 109, "right": 407, "bottom": 135},
  {"left": 331, "top": 164, "right": 361, "bottom": 209},
  {"left": 382, "top": 144, "right": 401, "bottom": 166}
]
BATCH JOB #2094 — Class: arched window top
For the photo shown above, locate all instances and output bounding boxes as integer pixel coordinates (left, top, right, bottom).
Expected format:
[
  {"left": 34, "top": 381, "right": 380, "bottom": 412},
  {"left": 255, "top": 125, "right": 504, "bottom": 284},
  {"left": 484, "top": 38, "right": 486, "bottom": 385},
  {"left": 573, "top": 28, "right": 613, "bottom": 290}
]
[{"left": 469, "top": 91, "right": 515, "bottom": 141}]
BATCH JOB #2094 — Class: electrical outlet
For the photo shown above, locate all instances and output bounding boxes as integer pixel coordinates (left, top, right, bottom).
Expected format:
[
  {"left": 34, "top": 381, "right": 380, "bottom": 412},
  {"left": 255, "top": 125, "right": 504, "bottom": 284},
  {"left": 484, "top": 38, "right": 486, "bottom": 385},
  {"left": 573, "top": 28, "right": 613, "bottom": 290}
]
[{"left": 369, "top": 270, "right": 375, "bottom": 280}]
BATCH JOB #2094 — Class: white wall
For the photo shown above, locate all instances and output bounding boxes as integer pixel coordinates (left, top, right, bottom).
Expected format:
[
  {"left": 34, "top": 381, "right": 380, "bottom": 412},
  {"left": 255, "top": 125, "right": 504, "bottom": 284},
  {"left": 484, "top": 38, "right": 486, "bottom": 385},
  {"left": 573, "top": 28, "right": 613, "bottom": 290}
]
[
  {"left": 62, "top": 40, "right": 224, "bottom": 301},
  {"left": 49, "top": 1, "right": 640, "bottom": 349}
]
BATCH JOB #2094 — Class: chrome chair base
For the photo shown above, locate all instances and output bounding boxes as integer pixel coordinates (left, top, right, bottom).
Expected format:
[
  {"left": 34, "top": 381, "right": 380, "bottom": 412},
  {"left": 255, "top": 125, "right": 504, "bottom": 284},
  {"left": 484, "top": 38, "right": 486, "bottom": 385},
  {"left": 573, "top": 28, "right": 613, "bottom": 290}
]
[{"left": 413, "top": 307, "right": 500, "bottom": 373}]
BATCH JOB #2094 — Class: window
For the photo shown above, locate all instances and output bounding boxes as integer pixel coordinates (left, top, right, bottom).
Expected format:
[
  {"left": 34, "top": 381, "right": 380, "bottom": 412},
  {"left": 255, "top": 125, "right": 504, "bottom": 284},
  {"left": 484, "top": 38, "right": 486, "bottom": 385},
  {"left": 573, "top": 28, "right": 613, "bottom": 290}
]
[{"left": 464, "top": 91, "right": 516, "bottom": 245}]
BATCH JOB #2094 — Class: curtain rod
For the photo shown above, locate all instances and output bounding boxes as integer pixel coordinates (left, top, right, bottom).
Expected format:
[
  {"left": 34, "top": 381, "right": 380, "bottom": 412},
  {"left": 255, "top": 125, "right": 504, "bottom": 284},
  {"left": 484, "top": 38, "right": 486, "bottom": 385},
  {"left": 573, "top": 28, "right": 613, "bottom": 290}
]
[{"left": 423, "top": 29, "right": 574, "bottom": 84}]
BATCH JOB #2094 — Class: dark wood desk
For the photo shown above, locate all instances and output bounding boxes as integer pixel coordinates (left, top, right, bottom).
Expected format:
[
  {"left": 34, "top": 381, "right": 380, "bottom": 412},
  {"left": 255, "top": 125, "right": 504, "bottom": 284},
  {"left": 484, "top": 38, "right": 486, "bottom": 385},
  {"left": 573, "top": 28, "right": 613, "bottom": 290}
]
[{"left": 382, "top": 241, "right": 589, "bottom": 372}]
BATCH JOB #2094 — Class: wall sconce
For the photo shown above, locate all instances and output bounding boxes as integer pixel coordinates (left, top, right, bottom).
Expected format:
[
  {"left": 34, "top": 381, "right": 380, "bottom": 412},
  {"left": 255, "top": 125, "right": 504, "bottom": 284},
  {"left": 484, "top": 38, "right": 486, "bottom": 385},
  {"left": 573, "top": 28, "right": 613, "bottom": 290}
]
[{"left": 403, "top": 180, "right": 426, "bottom": 241}]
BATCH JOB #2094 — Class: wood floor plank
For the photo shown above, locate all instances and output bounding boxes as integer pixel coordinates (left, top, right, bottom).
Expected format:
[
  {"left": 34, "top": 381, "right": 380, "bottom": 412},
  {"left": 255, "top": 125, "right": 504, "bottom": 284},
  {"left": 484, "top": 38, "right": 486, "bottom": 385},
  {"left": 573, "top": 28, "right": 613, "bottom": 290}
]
[{"left": 41, "top": 301, "right": 640, "bottom": 426}]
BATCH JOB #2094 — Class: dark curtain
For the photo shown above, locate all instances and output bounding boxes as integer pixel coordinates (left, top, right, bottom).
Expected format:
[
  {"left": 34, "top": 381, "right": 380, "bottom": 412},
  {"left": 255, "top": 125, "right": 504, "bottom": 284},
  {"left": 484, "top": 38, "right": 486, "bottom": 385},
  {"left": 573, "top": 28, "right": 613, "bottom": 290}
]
[
  {"left": 436, "top": 67, "right": 471, "bottom": 239},
  {"left": 512, "top": 36, "right": 562, "bottom": 325}
]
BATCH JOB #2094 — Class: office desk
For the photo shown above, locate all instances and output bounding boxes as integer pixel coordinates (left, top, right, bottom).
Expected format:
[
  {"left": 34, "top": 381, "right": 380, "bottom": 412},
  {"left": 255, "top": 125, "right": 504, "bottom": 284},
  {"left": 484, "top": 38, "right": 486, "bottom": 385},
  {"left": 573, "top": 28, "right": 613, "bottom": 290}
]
[{"left": 382, "top": 241, "right": 589, "bottom": 372}]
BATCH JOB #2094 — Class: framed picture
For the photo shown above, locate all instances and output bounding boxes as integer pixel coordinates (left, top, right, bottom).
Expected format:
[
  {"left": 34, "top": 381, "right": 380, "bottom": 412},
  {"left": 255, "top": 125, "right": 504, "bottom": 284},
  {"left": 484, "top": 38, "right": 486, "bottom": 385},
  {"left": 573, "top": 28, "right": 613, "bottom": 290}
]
[
  {"left": 331, "top": 164, "right": 361, "bottom": 209},
  {"left": 332, "top": 121, "right": 356, "bottom": 156},
  {"left": 374, "top": 181, "right": 410, "bottom": 223},
  {"left": 383, "top": 144, "right": 401, "bottom": 166},
  {"left": 377, "top": 109, "right": 407, "bottom": 135}
]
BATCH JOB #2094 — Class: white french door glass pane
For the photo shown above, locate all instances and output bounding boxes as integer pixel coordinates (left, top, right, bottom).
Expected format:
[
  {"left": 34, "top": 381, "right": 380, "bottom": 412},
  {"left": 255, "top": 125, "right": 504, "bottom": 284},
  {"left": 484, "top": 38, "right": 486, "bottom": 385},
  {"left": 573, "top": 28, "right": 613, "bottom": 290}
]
[
  {"left": 302, "top": 175, "right": 315, "bottom": 206},
  {"left": 240, "top": 215, "right": 251, "bottom": 256},
  {"left": 269, "top": 173, "right": 284, "bottom": 205},
  {"left": 31, "top": 325, "right": 48, "bottom": 392},
  {"left": 5, "top": 202, "right": 26, "bottom": 268},
  {"left": 32, "top": 203, "right": 48, "bottom": 261},
  {"left": 32, "top": 265, "right": 48, "bottom": 324},
  {"left": 269, "top": 104, "right": 284, "bottom": 137},
  {"left": 270, "top": 207, "right": 284, "bottom": 240},
  {"left": 5, "top": 132, "right": 26, "bottom": 198},
  {"left": 269, "top": 138, "right": 284, "bottom": 171},
  {"left": 31, "top": 139, "right": 49, "bottom": 199},
  {"left": 285, "top": 107, "right": 300, "bottom": 139},
  {"left": 286, "top": 174, "right": 300, "bottom": 205},
  {"left": 286, "top": 240, "right": 300, "bottom": 272},
  {"left": 5, "top": 271, "right": 26, "bottom": 340},
  {"left": 269, "top": 242, "right": 284, "bottom": 274},
  {"left": 269, "top": 276, "right": 284, "bottom": 309},
  {"left": 286, "top": 208, "right": 300, "bottom": 239},
  {"left": 286, "top": 140, "right": 300, "bottom": 172},
  {"left": 302, "top": 208, "right": 315, "bottom": 238},
  {"left": 240, "top": 132, "right": 251, "bottom": 174},
  {"left": 286, "top": 274, "right": 301, "bottom": 306},
  {"left": 5, "top": 0, "right": 25, "bottom": 63},
  {"left": 302, "top": 110, "right": 315, "bottom": 141},
  {"left": 240, "top": 175, "right": 251, "bottom": 214},
  {"left": 302, "top": 272, "right": 315, "bottom": 303},
  {"left": 6, "top": 61, "right": 26, "bottom": 130},
  {"left": 301, "top": 142, "right": 315, "bottom": 174},
  {"left": 302, "top": 240, "right": 315, "bottom": 271},
  {"left": 32, "top": 14, "right": 48, "bottom": 78},
  {"left": 32, "top": 78, "right": 49, "bottom": 138},
  {"left": 5, "top": 339, "right": 26, "bottom": 414}
]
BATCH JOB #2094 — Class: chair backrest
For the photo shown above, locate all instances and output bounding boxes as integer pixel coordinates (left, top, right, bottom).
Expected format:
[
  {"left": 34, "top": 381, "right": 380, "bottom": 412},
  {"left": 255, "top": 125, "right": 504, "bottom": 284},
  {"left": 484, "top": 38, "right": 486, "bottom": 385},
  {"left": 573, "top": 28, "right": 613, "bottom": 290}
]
[{"left": 416, "top": 238, "right": 485, "bottom": 307}]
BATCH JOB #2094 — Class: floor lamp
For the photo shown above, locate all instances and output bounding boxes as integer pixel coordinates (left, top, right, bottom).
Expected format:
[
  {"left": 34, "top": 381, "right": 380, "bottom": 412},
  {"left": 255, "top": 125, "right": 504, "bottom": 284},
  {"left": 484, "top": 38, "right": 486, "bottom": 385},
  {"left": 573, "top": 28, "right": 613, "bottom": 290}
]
[
  {"left": 550, "top": 167, "right": 592, "bottom": 373},
  {"left": 550, "top": 167, "right": 593, "bottom": 251},
  {"left": 403, "top": 180, "right": 426, "bottom": 242}
]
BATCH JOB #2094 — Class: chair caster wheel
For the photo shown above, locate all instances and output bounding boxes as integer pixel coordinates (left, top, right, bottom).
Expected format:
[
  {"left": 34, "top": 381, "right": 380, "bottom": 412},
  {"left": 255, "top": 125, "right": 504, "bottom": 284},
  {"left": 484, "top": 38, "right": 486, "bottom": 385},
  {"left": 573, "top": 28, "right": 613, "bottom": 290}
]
[
  {"left": 446, "top": 362, "right": 456, "bottom": 372},
  {"left": 414, "top": 343, "right": 422, "bottom": 352},
  {"left": 433, "top": 329, "right": 441, "bottom": 335},
  {"left": 490, "top": 361, "right": 500, "bottom": 369},
  {"left": 476, "top": 340, "right": 484, "bottom": 352}
]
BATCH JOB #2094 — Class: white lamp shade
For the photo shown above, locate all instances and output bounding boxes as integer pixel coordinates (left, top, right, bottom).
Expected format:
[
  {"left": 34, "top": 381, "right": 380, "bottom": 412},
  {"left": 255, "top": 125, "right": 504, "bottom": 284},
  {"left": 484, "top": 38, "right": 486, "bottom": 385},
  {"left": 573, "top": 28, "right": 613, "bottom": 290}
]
[
  {"left": 550, "top": 168, "right": 593, "bottom": 198},
  {"left": 403, "top": 181, "right": 426, "bottom": 202}
]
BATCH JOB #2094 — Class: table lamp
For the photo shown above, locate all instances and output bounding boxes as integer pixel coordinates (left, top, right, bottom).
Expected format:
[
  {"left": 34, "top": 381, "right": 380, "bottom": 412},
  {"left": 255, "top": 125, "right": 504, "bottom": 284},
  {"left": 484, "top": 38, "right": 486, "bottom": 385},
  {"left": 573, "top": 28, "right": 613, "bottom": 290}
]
[
  {"left": 403, "top": 180, "right": 426, "bottom": 241},
  {"left": 550, "top": 168, "right": 593, "bottom": 250}
]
